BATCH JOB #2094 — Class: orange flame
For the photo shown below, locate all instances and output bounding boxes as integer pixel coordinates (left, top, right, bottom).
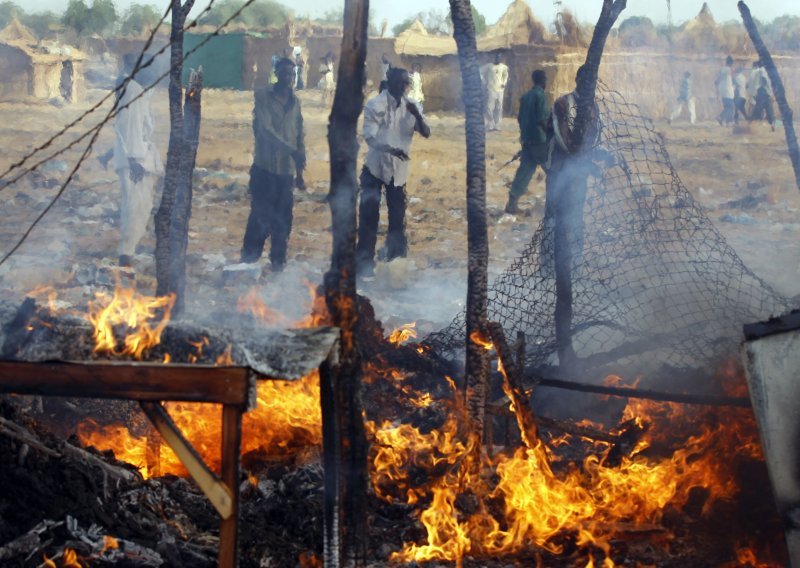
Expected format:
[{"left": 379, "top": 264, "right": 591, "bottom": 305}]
[
  {"left": 86, "top": 288, "right": 175, "bottom": 359},
  {"left": 388, "top": 322, "right": 417, "bottom": 345}
]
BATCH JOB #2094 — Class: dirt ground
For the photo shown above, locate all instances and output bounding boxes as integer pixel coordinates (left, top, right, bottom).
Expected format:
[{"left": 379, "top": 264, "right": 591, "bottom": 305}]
[{"left": 0, "top": 85, "right": 798, "bottom": 333}]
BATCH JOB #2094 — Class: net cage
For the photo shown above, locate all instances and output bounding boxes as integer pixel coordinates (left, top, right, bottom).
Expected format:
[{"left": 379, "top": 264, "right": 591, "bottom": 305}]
[{"left": 425, "top": 85, "right": 790, "bottom": 387}]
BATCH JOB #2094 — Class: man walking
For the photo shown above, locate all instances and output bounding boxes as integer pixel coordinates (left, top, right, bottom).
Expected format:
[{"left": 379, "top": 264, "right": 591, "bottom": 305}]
[
  {"left": 668, "top": 71, "right": 695, "bottom": 125},
  {"left": 505, "top": 69, "right": 549, "bottom": 214},
  {"left": 240, "top": 57, "right": 306, "bottom": 273},
  {"left": 356, "top": 67, "right": 431, "bottom": 278},
  {"left": 715, "top": 55, "right": 735, "bottom": 126},
  {"left": 733, "top": 66, "right": 748, "bottom": 124},
  {"left": 113, "top": 53, "right": 163, "bottom": 268},
  {"left": 482, "top": 53, "right": 509, "bottom": 131}
]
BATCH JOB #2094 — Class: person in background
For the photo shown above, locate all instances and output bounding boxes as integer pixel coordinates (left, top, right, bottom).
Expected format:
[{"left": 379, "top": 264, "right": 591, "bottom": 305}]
[
  {"left": 715, "top": 55, "right": 735, "bottom": 126},
  {"left": 482, "top": 52, "right": 509, "bottom": 131},
  {"left": 505, "top": 69, "right": 549, "bottom": 214},
  {"left": 408, "top": 62, "right": 424, "bottom": 108},
  {"left": 749, "top": 76, "right": 776, "bottom": 132},
  {"left": 113, "top": 53, "right": 163, "bottom": 268},
  {"left": 733, "top": 66, "right": 748, "bottom": 124},
  {"left": 318, "top": 51, "right": 335, "bottom": 106},
  {"left": 668, "top": 71, "right": 696, "bottom": 125},
  {"left": 380, "top": 53, "right": 391, "bottom": 83},
  {"left": 356, "top": 67, "right": 431, "bottom": 278},
  {"left": 240, "top": 57, "right": 306, "bottom": 273},
  {"left": 746, "top": 60, "right": 762, "bottom": 115}
]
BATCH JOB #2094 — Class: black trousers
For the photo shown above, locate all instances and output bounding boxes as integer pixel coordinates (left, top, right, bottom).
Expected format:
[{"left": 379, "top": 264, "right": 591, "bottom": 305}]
[
  {"left": 734, "top": 96, "right": 747, "bottom": 123},
  {"left": 241, "top": 165, "right": 293, "bottom": 266},
  {"left": 356, "top": 166, "right": 407, "bottom": 269}
]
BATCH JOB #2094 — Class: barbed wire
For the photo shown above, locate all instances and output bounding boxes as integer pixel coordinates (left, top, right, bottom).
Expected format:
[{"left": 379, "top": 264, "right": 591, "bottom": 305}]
[
  {"left": 0, "top": 0, "right": 259, "bottom": 267},
  {"left": 0, "top": 0, "right": 219, "bottom": 188}
]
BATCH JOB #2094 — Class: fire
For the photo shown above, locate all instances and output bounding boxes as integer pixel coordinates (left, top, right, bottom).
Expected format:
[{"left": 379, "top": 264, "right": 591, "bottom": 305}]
[
  {"left": 78, "top": 370, "right": 323, "bottom": 477},
  {"left": 236, "top": 287, "right": 289, "bottom": 326},
  {"left": 86, "top": 287, "right": 175, "bottom": 359},
  {"left": 43, "top": 549, "right": 83, "bottom": 568},
  {"left": 388, "top": 322, "right": 417, "bottom": 345}
]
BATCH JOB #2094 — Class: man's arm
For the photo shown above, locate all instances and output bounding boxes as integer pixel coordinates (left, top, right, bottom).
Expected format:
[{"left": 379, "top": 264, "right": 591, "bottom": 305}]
[
  {"left": 407, "top": 101, "right": 430, "bottom": 138},
  {"left": 294, "top": 103, "right": 306, "bottom": 189}
]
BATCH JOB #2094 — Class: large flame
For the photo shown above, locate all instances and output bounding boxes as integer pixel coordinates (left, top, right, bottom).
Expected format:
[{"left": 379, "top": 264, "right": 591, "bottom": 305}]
[{"left": 86, "top": 287, "right": 175, "bottom": 359}]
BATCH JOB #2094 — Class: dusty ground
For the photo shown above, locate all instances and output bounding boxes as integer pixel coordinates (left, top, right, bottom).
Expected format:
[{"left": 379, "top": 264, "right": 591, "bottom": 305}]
[{"left": 0, "top": 85, "right": 798, "bottom": 333}]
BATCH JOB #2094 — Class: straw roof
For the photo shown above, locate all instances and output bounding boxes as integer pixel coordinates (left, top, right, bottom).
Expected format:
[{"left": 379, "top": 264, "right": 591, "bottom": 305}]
[
  {"left": 0, "top": 17, "right": 37, "bottom": 45},
  {"left": 684, "top": 2, "right": 716, "bottom": 32},
  {"left": 394, "top": 19, "right": 457, "bottom": 56},
  {"left": 478, "top": 0, "right": 547, "bottom": 51}
]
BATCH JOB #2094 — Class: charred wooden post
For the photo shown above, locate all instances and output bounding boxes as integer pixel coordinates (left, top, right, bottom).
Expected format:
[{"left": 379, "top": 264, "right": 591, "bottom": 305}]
[
  {"left": 167, "top": 68, "right": 203, "bottom": 314},
  {"left": 450, "top": 0, "right": 491, "bottom": 436},
  {"left": 553, "top": 0, "right": 626, "bottom": 368},
  {"left": 488, "top": 322, "right": 540, "bottom": 449},
  {"left": 323, "top": 0, "right": 369, "bottom": 564},
  {"left": 738, "top": 1, "right": 800, "bottom": 192},
  {"left": 155, "top": 0, "right": 194, "bottom": 308}
]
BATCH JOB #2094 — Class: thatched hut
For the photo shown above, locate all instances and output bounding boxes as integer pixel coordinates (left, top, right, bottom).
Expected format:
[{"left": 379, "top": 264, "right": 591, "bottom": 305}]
[
  {"left": 0, "top": 17, "right": 86, "bottom": 102},
  {"left": 477, "top": 0, "right": 548, "bottom": 51},
  {"left": 678, "top": 2, "right": 725, "bottom": 53}
]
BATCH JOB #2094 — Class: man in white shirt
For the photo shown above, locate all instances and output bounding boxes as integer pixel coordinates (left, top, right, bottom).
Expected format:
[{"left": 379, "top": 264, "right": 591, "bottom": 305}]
[
  {"left": 715, "top": 55, "right": 735, "bottom": 126},
  {"left": 113, "top": 53, "right": 163, "bottom": 268},
  {"left": 733, "top": 66, "right": 748, "bottom": 124},
  {"left": 482, "top": 53, "right": 509, "bottom": 131},
  {"left": 356, "top": 67, "right": 431, "bottom": 277}
]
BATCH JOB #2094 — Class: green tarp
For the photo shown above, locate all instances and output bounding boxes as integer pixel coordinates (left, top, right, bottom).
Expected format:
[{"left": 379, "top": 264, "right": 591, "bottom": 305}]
[{"left": 183, "top": 33, "right": 244, "bottom": 90}]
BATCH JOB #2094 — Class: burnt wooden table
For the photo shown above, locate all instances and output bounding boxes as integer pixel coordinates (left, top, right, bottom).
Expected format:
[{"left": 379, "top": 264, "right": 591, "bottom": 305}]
[{"left": 0, "top": 326, "right": 340, "bottom": 568}]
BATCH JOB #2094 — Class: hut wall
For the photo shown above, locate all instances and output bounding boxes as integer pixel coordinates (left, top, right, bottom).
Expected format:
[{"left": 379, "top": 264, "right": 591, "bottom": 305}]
[
  {"left": 0, "top": 44, "right": 32, "bottom": 99},
  {"left": 31, "top": 60, "right": 61, "bottom": 99}
]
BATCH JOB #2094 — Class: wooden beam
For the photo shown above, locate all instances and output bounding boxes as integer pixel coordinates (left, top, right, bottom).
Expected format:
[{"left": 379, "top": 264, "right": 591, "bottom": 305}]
[
  {"left": 0, "top": 361, "right": 255, "bottom": 406},
  {"left": 140, "top": 401, "right": 233, "bottom": 519},
  {"left": 219, "top": 403, "right": 243, "bottom": 568}
]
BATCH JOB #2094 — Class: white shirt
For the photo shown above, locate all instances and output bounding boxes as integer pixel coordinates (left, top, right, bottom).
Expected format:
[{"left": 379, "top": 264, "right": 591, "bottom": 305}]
[
  {"left": 483, "top": 63, "right": 509, "bottom": 94},
  {"left": 408, "top": 71, "right": 424, "bottom": 104},
  {"left": 716, "top": 66, "right": 734, "bottom": 99},
  {"left": 363, "top": 90, "right": 423, "bottom": 187},
  {"left": 734, "top": 72, "right": 747, "bottom": 97},
  {"left": 113, "top": 78, "right": 163, "bottom": 175}
]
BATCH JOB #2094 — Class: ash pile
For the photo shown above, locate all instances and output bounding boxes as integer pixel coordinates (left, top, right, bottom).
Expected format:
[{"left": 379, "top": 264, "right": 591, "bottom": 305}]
[{"left": 426, "top": 85, "right": 790, "bottom": 390}]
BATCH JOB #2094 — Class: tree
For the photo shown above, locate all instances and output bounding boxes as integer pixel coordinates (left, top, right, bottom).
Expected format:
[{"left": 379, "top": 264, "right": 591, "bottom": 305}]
[
  {"left": 618, "top": 15, "right": 657, "bottom": 47},
  {"left": 62, "top": 0, "right": 117, "bottom": 35},
  {"left": 21, "top": 11, "right": 60, "bottom": 37},
  {"left": 202, "top": 0, "right": 289, "bottom": 28},
  {"left": 0, "top": 1, "right": 22, "bottom": 28},
  {"left": 450, "top": 4, "right": 485, "bottom": 36},
  {"left": 764, "top": 15, "right": 800, "bottom": 51},
  {"left": 120, "top": 3, "right": 161, "bottom": 36}
]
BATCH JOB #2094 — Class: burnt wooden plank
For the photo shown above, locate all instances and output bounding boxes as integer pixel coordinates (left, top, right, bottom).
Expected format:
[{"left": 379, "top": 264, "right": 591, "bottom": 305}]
[
  {"left": 743, "top": 310, "right": 800, "bottom": 341},
  {"left": 219, "top": 403, "right": 243, "bottom": 568},
  {"left": 0, "top": 361, "right": 254, "bottom": 405}
]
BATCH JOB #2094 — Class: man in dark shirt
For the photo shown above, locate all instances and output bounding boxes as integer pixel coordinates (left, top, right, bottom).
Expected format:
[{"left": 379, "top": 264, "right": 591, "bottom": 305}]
[
  {"left": 505, "top": 69, "right": 549, "bottom": 214},
  {"left": 240, "top": 57, "right": 306, "bottom": 273}
]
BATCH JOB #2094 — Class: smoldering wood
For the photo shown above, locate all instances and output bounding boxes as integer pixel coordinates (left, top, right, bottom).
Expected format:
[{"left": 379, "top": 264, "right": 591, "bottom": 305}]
[
  {"left": 743, "top": 309, "right": 800, "bottom": 340},
  {"left": 450, "top": 0, "right": 491, "bottom": 435},
  {"left": 738, "top": 1, "right": 800, "bottom": 192},
  {"left": 0, "top": 298, "right": 339, "bottom": 380},
  {"left": 488, "top": 322, "right": 540, "bottom": 449},
  {"left": 324, "top": 0, "right": 370, "bottom": 562}
]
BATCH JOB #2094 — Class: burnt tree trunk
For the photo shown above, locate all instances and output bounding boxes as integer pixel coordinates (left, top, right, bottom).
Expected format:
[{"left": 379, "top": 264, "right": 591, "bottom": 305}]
[
  {"left": 738, "top": 1, "right": 800, "bottom": 191},
  {"left": 450, "top": 0, "right": 490, "bottom": 435},
  {"left": 322, "top": 0, "right": 369, "bottom": 564},
  {"left": 167, "top": 69, "right": 203, "bottom": 314},
  {"left": 155, "top": 0, "right": 194, "bottom": 308},
  {"left": 553, "top": 0, "right": 625, "bottom": 368}
]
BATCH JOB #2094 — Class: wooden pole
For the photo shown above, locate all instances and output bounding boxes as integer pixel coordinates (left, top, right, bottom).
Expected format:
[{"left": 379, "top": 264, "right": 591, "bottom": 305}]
[
  {"left": 738, "top": 1, "right": 800, "bottom": 191},
  {"left": 450, "top": 0, "right": 490, "bottom": 436},
  {"left": 219, "top": 403, "right": 243, "bottom": 568},
  {"left": 323, "top": 0, "right": 369, "bottom": 563}
]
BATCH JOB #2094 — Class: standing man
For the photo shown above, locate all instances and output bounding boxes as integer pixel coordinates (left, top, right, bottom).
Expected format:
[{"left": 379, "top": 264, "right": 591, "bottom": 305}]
[
  {"left": 715, "top": 55, "right": 735, "bottom": 126},
  {"left": 505, "top": 69, "right": 549, "bottom": 214},
  {"left": 356, "top": 67, "right": 431, "bottom": 278},
  {"left": 240, "top": 57, "right": 305, "bottom": 273},
  {"left": 733, "top": 66, "right": 748, "bottom": 124},
  {"left": 113, "top": 53, "right": 163, "bottom": 268},
  {"left": 668, "top": 71, "right": 695, "bottom": 125},
  {"left": 482, "top": 53, "right": 509, "bottom": 131}
]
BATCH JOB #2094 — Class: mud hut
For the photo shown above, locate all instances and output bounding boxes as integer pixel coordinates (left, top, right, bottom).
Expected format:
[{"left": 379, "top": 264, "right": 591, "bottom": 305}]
[{"left": 0, "top": 17, "right": 86, "bottom": 102}]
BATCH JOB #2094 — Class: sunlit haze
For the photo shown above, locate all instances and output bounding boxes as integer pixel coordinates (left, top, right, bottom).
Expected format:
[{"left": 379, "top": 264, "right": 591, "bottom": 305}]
[{"left": 17, "top": 0, "right": 800, "bottom": 33}]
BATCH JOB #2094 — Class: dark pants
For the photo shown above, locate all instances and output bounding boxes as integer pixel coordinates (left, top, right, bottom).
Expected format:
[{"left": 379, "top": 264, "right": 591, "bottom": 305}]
[
  {"left": 510, "top": 143, "right": 548, "bottom": 198},
  {"left": 750, "top": 96, "right": 775, "bottom": 125},
  {"left": 719, "top": 98, "right": 735, "bottom": 125},
  {"left": 734, "top": 96, "right": 747, "bottom": 123},
  {"left": 356, "top": 166, "right": 407, "bottom": 270},
  {"left": 241, "top": 165, "right": 294, "bottom": 266}
]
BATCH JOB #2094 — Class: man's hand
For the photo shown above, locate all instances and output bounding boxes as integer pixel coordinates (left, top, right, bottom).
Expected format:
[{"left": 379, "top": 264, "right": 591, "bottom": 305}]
[
  {"left": 128, "top": 158, "right": 145, "bottom": 183},
  {"left": 295, "top": 172, "right": 306, "bottom": 190},
  {"left": 406, "top": 101, "right": 421, "bottom": 118},
  {"left": 292, "top": 150, "right": 306, "bottom": 170},
  {"left": 386, "top": 146, "right": 409, "bottom": 161}
]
